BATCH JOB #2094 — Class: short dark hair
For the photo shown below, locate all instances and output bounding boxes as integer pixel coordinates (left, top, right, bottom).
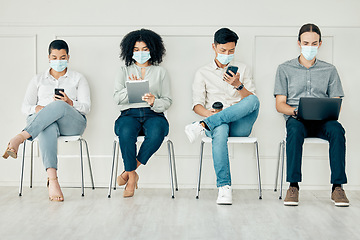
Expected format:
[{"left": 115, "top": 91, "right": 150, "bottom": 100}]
[
  {"left": 298, "top": 23, "right": 322, "bottom": 42},
  {"left": 120, "top": 29, "right": 166, "bottom": 66},
  {"left": 214, "top": 28, "right": 239, "bottom": 45},
  {"left": 48, "top": 40, "right": 69, "bottom": 55}
]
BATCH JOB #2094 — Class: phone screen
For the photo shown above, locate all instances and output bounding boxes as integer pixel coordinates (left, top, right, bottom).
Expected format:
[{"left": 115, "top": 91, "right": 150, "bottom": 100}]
[
  {"left": 54, "top": 88, "right": 64, "bottom": 98},
  {"left": 226, "top": 66, "right": 238, "bottom": 77}
]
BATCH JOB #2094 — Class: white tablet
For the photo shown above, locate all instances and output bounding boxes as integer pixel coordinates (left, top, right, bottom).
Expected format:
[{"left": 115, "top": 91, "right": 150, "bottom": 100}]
[{"left": 126, "top": 80, "right": 150, "bottom": 103}]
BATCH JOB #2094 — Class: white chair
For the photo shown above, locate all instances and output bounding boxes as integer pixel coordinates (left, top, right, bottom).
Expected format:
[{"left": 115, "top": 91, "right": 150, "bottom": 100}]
[
  {"left": 19, "top": 135, "right": 95, "bottom": 197},
  {"left": 196, "top": 136, "right": 262, "bottom": 199},
  {"left": 274, "top": 137, "right": 328, "bottom": 199},
  {"left": 107, "top": 136, "right": 178, "bottom": 198}
]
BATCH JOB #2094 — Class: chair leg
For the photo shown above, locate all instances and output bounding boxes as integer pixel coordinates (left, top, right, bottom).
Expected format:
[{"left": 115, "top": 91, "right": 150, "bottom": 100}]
[
  {"left": 196, "top": 141, "right": 205, "bottom": 199},
  {"left": 274, "top": 141, "right": 282, "bottom": 192},
  {"left": 30, "top": 141, "right": 35, "bottom": 188},
  {"left": 167, "top": 140, "right": 175, "bottom": 199},
  {"left": 19, "top": 141, "right": 26, "bottom": 197},
  {"left": 279, "top": 140, "right": 285, "bottom": 200},
  {"left": 83, "top": 139, "right": 95, "bottom": 190},
  {"left": 113, "top": 141, "right": 120, "bottom": 190},
  {"left": 169, "top": 140, "right": 178, "bottom": 191},
  {"left": 255, "top": 142, "right": 262, "bottom": 200},
  {"left": 79, "top": 140, "right": 85, "bottom": 197},
  {"left": 108, "top": 140, "right": 117, "bottom": 198}
]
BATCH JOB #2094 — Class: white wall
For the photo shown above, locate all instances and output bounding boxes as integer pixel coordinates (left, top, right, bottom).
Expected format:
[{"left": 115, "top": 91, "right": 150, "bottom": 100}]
[{"left": 1, "top": 0, "right": 360, "bottom": 190}]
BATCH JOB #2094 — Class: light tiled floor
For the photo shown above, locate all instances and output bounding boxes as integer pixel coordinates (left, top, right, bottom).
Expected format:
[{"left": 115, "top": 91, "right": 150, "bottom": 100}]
[{"left": 0, "top": 187, "right": 359, "bottom": 240}]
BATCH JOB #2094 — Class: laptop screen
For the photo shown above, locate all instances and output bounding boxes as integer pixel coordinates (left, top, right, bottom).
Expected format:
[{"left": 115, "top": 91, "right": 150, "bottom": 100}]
[{"left": 297, "top": 97, "right": 342, "bottom": 121}]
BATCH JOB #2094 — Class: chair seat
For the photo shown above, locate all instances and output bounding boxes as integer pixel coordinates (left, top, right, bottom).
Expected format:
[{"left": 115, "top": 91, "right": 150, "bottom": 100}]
[
  {"left": 281, "top": 137, "right": 328, "bottom": 144},
  {"left": 28, "top": 135, "right": 82, "bottom": 142},
  {"left": 201, "top": 136, "right": 258, "bottom": 144},
  {"left": 114, "top": 136, "right": 170, "bottom": 142},
  {"left": 304, "top": 138, "right": 328, "bottom": 144},
  {"left": 58, "top": 135, "right": 82, "bottom": 142}
]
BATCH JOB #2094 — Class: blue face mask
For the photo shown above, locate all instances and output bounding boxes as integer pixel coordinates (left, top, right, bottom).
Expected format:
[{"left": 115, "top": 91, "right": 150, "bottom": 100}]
[
  {"left": 216, "top": 53, "right": 234, "bottom": 65},
  {"left": 50, "top": 60, "right": 68, "bottom": 72},
  {"left": 301, "top": 46, "right": 318, "bottom": 61},
  {"left": 133, "top": 51, "right": 151, "bottom": 64}
]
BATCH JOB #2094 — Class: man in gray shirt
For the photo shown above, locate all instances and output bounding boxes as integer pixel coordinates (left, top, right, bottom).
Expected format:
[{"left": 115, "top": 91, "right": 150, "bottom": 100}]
[{"left": 274, "top": 23, "right": 349, "bottom": 207}]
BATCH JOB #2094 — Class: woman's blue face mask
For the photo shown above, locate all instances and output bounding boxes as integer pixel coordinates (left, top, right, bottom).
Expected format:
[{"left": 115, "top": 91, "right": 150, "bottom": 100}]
[{"left": 133, "top": 51, "right": 151, "bottom": 64}]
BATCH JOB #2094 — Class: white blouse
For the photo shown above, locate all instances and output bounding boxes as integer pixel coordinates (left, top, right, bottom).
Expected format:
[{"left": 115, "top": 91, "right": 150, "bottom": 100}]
[{"left": 22, "top": 69, "right": 91, "bottom": 115}]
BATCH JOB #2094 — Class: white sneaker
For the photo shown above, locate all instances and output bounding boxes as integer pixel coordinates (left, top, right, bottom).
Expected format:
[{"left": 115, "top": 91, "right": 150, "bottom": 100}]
[
  {"left": 216, "top": 185, "right": 232, "bottom": 205},
  {"left": 184, "top": 122, "right": 204, "bottom": 143}
]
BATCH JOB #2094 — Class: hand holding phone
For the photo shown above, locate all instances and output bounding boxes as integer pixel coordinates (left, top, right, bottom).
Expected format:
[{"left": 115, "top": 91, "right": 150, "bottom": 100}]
[
  {"left": 54, "top": 88, "right": 65, "bottom": 99},
  {"left": 224, "top": 65, "right": 242, "bottom": 87},
  {"left": 226, "top": 66, "right": 238, "bottom": 77}
]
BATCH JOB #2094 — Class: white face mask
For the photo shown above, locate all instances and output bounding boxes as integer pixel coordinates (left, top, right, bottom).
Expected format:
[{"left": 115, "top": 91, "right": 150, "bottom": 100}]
[
  {"left": 50, "top": 60, "right": 68, "bottom": 72},
  {"left": 216, "top": 53, "right": 234, "bottom": 65},
  {"left": 301, "top": 46, "right": 318, "bottom": 61},
  {"left": 132, "top": 51, "right": 151, "bottom": 64}
]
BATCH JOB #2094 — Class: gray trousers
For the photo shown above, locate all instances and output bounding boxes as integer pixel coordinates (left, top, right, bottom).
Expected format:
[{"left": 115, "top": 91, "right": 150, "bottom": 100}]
[{"left": 24, "top": 101, "right": 86, "bottom": 170}]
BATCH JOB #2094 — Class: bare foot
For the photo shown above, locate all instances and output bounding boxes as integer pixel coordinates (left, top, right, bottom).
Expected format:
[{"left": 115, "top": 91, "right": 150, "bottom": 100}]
[{"left": 48, "top": 178, "right": 64, "bottom": 201}]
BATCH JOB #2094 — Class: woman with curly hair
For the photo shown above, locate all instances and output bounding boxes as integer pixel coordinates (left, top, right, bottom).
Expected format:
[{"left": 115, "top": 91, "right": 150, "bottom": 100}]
[{"left": 113, "top": 29, "right": 172, "bottom": 198}]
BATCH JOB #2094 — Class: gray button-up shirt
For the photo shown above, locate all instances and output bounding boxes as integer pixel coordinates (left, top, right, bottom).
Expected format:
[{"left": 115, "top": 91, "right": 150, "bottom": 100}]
[{"left": 274, "top": 57, "right": 344, "bottom": 119}]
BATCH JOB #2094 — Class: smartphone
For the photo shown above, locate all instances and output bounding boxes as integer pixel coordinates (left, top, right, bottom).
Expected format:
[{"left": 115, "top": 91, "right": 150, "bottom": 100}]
[
  {"left": 226, "top": 66, "right": 238, "bottom": 77},
  {"left": 54, "top": 88, "right": 65, "bottom": 99}
]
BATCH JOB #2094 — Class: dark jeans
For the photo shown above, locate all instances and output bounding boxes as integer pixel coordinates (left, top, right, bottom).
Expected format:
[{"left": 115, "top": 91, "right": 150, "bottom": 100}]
[
  {"left": 114, "top": 107, "right": 169, "bottom": 172},
  {"left": 286, "top": 117, "right": 347, "bottom": 184}
]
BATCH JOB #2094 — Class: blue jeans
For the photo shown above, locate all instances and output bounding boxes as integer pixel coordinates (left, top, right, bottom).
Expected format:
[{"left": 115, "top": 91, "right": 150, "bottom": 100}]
[
  {"left": 114, "top": 108, "right": 169, "bottom": 172},
  {"left": 203, "top": 95, "right": 260, "bottom": 187},
  {"left": 286, "top": 117, "right": 347, "bottom": 184},
  {"left": 24, "top": 101, "right": 87, "bottom": 170}
]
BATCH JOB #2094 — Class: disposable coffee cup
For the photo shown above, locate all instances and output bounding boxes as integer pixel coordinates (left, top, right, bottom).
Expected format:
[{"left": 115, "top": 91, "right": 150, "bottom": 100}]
[{"left": 212, "top": 102, "right": 223, "bottom": 112}]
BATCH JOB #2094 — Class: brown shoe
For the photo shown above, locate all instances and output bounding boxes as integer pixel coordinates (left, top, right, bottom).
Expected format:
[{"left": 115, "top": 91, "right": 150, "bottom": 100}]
[
  {"left": 284, "top": 186, "right": 299, "bottom": 206},
  {"left": 331, "top": 187, "right": 349, "bottom": 207}
]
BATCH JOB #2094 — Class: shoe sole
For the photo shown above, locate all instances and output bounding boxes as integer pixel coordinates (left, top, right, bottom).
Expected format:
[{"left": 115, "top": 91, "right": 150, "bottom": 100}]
[
  {"left": 184, "top": 127, "right": 195, "bottom": 143},
  {"left": 7, "top": 150, "right": 17, "bottom": 159},
  {"left": 284, "top": 201, "right": 299, "bottom": 206},
  {"left": 331, "top": 200, "right": 349, "bottom": 207},
  {"left": 217, "top": 202, "right": 232, "bottom": 205}
]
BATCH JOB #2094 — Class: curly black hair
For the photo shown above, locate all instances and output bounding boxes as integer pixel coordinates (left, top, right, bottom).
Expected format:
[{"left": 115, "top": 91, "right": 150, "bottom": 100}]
[{"left": 120, "top": 29, "right": 166, "bottom": 66}]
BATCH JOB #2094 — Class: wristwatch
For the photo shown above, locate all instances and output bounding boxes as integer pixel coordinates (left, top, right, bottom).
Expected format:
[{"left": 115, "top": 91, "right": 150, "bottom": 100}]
[
  {"left": 235, "top": 83, "right": 244, "bottom": 91},
  {"left": 293, "top": 108, "right": 298, "bottom": 116}
]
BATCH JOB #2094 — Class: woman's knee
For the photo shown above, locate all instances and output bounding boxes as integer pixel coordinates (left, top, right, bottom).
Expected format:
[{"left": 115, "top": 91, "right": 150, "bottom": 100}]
[
  {"left": 38, "top": 123, "right": 60, "bottom": 139},
  {"left": 116, "top": 127, "right": 138, "bottom": 140},
  {"left": 48, "top": 100, "right": 68, "bottom": 109},
  {"left": 144, "top": 125, "right": 168, "bottom": 141}
]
